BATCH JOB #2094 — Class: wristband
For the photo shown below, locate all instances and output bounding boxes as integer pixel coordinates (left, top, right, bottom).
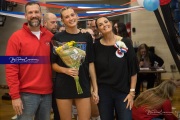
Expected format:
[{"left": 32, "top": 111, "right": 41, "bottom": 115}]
[{"left": 130, "top": 89, "right": 135, "bottom": 92}]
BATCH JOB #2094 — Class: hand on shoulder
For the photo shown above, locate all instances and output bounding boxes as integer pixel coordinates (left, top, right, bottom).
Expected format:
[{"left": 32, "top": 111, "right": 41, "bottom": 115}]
[{"left": 115, "top": 35, "right": 123, "bottom": 41}]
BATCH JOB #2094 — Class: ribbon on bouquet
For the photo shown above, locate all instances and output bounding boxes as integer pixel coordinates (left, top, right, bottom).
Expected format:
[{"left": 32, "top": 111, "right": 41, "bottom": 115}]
[{"left": 114, "top": 41, "right": 128, "bottom": 58}]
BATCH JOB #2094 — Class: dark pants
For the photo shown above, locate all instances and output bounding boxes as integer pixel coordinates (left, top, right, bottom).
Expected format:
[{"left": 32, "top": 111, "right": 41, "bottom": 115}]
[
  {"left": 52, "top": 78, "right": 60, "bottom": 120},
  {"left": 98, "top": 84, "right": 132, "bottom": 120},
  {"left": 135, "top": 73, "right": 156, "bottom": 95}
]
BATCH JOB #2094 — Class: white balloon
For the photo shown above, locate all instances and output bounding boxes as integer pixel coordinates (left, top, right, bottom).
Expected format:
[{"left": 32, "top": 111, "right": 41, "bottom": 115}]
[{"left": 137, "top": 0, "right": 144, "bottom": 7}]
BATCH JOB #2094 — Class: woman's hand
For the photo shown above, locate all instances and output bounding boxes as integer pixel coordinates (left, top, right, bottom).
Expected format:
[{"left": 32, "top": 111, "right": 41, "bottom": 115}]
[
  {"left": 65, "top": 68, "right": 79, "bottom": 78},
  {"left": 139, "top": 61, "right": 144, "bottom": 67},
  {"left": 91, "top": 91, "right": 99, "bottom": 104},
  {"left": 123, "top": 92, "right": 135, "bottom": 110}
]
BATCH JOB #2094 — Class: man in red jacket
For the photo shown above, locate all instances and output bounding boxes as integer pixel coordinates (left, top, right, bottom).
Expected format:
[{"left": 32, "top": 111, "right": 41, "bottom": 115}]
[{"left": 5, "top": 1, "right": 53, "bottom": 120}]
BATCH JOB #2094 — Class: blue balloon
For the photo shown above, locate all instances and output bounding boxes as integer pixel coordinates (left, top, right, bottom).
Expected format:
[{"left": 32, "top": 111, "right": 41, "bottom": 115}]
[{"left": 143, "top": 0, "right": 160, "bottom": 11}]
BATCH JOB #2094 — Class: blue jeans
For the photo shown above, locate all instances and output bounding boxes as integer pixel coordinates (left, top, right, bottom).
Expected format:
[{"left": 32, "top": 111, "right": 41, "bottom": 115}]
[
  {"left": 98, "top": 84, "right": 132, "bottom": 120},
  {"left": 17, "top": 92, "right": 52, "bottom": 120}
]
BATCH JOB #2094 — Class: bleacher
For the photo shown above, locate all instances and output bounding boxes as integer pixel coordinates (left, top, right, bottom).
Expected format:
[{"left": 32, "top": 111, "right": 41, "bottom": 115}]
[{"left": 0, "top": 0, "right": 17, "bottom": 26}]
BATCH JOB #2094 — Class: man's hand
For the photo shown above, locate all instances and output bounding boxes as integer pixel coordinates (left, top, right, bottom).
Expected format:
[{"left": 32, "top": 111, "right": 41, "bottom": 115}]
[{"left": 12, "top": 98, "right": 24, "bottom": 115}]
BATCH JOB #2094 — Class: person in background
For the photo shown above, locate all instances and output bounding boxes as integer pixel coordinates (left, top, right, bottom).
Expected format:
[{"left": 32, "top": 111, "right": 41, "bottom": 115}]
[
  {"left": 132, "top": 79, "right": 179, "bottom": 120},
  {"left": 5, "top": 2, "right": 53, "bottom": 120},
  {"left": 86, "top": 20, "right": 92, "bottom": 28},
  {"left": 117, "top": 22, "right": 129, "bottom": 38},
  {"left": 135, "top": 43, "right": 164, "bottom": 96},
  {"left": 86, "top": 28, "right": 100, "bottom": 120},
  {"left": 113, "top": 22, "right": 132, "bottom": 44},
  {"left": 113, "top": 22, "right": 118, "bottom": 35},
  {"left": 90, "top": 19, "right": 102, "bottom": 42},
  {"left": 93, "top": 16, "right": 139, "bottom": 120},
  {"left": 43, "top": 13, "right": 58, "bottom": 34},
  {"left": 51, "top": 7, "right": 99, "bottom": 120},
  {"left": 86, "top": 28, "right": 95, "bottom": 43},
  {"left": 43, "top": 12, "right": 60, "bottom": 120}
]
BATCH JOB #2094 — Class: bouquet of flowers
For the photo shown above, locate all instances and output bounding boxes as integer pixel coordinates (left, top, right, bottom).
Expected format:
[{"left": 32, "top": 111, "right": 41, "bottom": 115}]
[{"left": 52, "top": 40, "right": 86, "bottom": 94}]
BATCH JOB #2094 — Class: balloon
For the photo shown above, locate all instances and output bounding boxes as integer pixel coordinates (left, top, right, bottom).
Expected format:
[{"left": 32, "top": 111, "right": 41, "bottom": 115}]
[
  {"left": 143, "top": 0, "right": 160, "bottom": 11},
  {"left": 160, "top": 0, "right": 170, "bottom": 5},
  {"left": 137, "top": 0, "right": 144, "bottom": 7}
]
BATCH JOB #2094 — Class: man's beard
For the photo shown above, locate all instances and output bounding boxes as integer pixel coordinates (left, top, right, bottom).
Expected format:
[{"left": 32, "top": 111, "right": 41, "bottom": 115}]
[
  {"left": 28, "top": 18, "right": 41, "bottom": 27},
  {"left": 51, "top": 29, "right": 57, "bottom": 34}
]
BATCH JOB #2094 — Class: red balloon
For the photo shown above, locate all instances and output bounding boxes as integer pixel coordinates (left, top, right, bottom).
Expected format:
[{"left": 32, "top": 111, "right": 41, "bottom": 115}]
[{"left": 160, "top": 0, "right": 171, "bottom": 5}]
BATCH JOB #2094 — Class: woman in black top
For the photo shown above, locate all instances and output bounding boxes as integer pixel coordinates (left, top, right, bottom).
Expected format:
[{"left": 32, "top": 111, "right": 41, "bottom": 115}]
[
  {"left": 93, "top": 17, "right": 139, "bottom": 120},
  {"left": 113, "top": 22, "right": 129, "bottom": 38},
  {"left": 113, "top": 22, "right": 133, "bottom": 44},
  {"left": 51, "top": 7, "right": 99, "bottom": 120},
  {"left": 135, "top": 43, "right": 164, "bottom": 96}
]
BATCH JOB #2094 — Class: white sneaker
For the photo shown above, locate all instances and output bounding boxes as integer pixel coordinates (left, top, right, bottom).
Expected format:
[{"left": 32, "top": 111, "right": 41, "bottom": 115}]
[{"left": 11, "top": 115, "right": 17, "bottom": 120}]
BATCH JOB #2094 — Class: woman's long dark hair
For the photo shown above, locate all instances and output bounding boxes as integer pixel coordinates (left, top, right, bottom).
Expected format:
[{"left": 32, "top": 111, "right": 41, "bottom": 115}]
[{"left": 117, "top": 22, "right": 129, "bottom": 38}]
